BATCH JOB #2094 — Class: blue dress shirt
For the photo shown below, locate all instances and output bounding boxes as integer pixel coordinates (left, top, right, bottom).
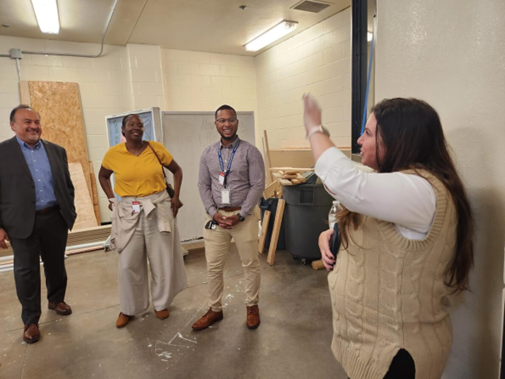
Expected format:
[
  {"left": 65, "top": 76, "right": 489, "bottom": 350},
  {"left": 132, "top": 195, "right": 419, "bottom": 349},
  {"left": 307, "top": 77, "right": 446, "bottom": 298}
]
[{"left": 16, "top": 137, "right": 58, "bottom": 211}]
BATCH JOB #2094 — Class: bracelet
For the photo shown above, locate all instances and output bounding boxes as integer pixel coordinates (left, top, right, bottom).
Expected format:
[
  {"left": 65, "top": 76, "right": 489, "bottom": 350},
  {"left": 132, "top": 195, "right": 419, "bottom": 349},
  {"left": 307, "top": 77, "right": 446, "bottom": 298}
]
[{"left": 306, "top": 125, "right": 330, "bottom": 140}]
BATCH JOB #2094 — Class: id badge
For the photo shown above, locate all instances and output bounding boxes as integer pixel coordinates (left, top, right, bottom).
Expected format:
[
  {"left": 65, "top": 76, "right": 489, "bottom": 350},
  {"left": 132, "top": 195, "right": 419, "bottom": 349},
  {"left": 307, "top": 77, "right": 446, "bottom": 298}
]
[
  {"left": 132, "top": 201, "right": 141, "bottom": 214},
  {"left": 221, "top": 189, "right": 230, "bottom": 205},
  {"left": 218, "top": 172, "right": 225, "bottom": 185}
]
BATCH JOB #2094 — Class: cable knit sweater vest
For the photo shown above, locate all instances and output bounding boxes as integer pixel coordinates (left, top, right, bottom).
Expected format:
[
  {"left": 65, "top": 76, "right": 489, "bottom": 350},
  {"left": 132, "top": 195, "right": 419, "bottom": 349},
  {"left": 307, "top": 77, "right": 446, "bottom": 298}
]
[{"left": 328, "top": 170, "right": 457, "bottom": 379}]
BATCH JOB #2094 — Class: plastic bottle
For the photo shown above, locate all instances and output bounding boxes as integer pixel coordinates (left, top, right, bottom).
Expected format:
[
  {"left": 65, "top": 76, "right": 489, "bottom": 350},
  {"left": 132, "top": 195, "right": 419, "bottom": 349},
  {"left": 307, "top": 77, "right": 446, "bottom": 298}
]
[{"left": 328, "top": 200, "right": 340, "bottom": 229}]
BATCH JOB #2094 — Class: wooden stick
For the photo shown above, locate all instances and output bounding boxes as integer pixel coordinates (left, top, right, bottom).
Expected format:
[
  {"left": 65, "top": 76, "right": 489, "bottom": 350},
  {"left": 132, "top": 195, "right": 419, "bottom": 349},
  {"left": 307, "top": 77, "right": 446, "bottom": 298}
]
[
  {"left": 19, "top": 81, "right": 31, "bottom": 105},
  {"left": 267, "top": 199, "right": 285, "bottom": 266},
  {"left": 66, "top": 245, "right": 104, "bottom": 255},
  {"left": 263, "top": 130, "right": 274, "bottom": 184},
  {"left": 89, "top": 162, "right": 101, "bottom": 225},
  {"left": 258, "top": 210, "right": 271, "bottom": 254},
  {"left": 312, "top": 259, "right": 326, "bottom": 270}
]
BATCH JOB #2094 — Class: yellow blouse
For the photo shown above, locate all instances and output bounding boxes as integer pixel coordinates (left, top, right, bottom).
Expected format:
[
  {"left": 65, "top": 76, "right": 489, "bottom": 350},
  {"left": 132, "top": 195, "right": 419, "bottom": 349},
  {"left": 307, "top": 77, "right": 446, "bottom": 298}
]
[{"left": 102, "top": 141, "right": 173, "bottom": 197}]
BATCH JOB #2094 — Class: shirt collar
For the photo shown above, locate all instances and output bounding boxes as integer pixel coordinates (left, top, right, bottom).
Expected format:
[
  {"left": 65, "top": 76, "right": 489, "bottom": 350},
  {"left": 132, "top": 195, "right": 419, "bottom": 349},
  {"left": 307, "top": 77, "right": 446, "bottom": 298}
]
[
  {"left": 16, "top": 136, "right": 42, "bottom": 150},
  {"left": 219, "top": 136, "right": 240, "bottom": 149}
]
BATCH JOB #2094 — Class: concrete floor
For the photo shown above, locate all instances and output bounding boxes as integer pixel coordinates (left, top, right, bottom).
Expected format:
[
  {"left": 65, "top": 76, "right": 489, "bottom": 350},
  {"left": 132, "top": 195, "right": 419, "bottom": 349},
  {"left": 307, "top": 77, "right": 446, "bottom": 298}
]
[{"left": 0, "top": 246, "right": 347, "bottom": 379}]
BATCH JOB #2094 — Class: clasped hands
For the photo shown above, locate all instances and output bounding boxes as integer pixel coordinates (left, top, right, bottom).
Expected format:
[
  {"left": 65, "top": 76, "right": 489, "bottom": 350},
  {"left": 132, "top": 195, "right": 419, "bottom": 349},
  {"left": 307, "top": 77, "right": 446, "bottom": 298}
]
[{"left": 213, "top": 213, "right": 240, "bottom": 229}]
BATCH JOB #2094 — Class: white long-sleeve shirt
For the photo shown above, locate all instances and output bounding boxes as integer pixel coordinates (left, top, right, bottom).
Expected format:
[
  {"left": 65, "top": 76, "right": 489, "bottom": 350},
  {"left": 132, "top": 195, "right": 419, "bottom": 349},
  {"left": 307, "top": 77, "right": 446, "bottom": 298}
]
[{"left": 315, "top": 147, "right": 437, "bottom": 240}]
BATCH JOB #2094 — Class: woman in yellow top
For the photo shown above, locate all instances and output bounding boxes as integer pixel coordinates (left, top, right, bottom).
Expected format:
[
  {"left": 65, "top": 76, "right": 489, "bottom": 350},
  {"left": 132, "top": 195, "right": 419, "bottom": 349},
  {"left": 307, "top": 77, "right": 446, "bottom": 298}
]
[{"left": 98, "top": 114, "right": 187, "bottom": 328}]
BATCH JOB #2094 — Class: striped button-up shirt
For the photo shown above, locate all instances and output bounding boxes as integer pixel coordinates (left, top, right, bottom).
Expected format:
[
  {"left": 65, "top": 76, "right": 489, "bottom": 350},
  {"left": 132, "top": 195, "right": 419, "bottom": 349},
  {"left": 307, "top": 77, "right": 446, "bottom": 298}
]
[{"left": 198, "top": 137, "right": 265, "bottom": 217}]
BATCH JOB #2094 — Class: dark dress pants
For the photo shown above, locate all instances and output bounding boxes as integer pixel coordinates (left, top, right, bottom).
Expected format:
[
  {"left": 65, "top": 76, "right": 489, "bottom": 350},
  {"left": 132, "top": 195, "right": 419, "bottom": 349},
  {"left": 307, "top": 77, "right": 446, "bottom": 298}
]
[{"left": 10, "top": 209, "right": 69, "bottom": 325}]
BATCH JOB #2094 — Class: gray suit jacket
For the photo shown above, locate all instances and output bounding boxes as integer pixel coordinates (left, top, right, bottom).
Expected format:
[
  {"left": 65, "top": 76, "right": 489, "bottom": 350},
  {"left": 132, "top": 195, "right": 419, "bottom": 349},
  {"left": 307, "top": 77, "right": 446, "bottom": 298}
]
[{"left": 0, "top": 137, "right": 76, "bottom": 239}]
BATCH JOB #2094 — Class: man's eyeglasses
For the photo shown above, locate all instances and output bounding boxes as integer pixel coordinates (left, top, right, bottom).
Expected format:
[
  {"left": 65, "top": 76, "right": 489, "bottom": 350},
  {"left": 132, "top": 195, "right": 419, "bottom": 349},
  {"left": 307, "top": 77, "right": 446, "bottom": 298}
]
[{"left": 215, "top": 117, "right": 238, "bottom": 124}]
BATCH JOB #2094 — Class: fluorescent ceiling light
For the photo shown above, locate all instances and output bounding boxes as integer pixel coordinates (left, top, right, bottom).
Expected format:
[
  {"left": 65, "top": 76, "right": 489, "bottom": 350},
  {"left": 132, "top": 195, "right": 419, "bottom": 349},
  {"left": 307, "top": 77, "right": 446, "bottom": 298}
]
[
  {"left": 31, "top": 0, "right": 60, "bottom": 34},
  {"left": 245, "top": 21, "right": 298, "bottom": 52}
]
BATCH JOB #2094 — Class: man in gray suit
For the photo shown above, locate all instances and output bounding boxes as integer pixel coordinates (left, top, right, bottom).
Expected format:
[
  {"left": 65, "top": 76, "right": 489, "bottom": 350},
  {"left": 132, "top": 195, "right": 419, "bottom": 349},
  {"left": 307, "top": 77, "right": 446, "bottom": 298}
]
[{"left": 0, "top": 105, "right": 76, "bottom": 344}]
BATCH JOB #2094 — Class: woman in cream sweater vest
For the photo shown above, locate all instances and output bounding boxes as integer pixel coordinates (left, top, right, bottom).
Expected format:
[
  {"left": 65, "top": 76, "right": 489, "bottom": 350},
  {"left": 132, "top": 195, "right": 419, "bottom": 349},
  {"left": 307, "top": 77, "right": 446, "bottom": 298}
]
[{"left": 303, "top": 96, "right": 474, "bottom": 379}]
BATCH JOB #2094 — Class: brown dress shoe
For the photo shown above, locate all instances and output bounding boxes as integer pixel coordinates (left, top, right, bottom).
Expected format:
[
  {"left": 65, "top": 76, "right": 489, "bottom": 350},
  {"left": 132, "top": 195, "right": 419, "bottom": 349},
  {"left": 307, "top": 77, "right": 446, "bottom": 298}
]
[
  {"left": 48, "top": 301, "right": 72, "bottom": 316},
  {"left": 116, "top": 312, "right": 133, "bottom": 328},
  {"left": 155, "top": 309, "right": 169, "bottom": 320},
  {"left": 192, "top": 308, "right": 223, "bottom": 331},
  {"left": 23, "top": 324, "right": 40, "bottom": 344},
  {"left": 246, "top": 305, "right": 260, "bottom": 329}
]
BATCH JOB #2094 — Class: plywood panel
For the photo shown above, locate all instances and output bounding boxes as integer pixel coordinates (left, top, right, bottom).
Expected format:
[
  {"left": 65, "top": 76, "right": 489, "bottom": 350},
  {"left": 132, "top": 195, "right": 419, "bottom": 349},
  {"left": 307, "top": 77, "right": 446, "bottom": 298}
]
[
  {"left": 24, "top": 81, "right": 92, "bottom": 197},
  {"left": 270, "top": 149, "right": 315, "bottom": 169},
  {"left": 269, "top": 148, "right": 351, "bottom": 169},
  {"left": 69, "top": 163, "right": 99, "bottom": 230}
]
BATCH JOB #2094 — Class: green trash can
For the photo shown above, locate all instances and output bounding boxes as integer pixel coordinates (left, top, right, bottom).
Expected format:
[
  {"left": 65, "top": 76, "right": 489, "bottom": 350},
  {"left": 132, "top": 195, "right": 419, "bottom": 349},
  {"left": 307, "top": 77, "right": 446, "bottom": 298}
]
[{"left": 282, "top": 183, "right": 333, "bottom": 262}]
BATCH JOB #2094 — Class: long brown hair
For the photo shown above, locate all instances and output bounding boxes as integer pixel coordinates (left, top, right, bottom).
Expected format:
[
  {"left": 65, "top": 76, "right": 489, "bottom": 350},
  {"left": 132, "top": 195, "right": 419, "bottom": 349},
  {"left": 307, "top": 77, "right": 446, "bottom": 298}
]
[{"left": 339, "top": 98, "right": 474, "bottom": 292}]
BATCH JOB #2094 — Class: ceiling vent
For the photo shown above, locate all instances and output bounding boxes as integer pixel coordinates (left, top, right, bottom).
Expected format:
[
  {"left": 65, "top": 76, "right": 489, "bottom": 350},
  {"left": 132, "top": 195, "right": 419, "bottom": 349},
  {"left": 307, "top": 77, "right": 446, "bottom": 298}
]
[{"left": 291, "top": 0, "right": 332, "bottom": 13}]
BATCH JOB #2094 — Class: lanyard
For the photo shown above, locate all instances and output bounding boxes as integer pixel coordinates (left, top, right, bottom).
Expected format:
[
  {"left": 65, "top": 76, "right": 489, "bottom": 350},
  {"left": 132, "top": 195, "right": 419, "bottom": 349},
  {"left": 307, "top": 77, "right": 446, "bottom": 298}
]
[{"left": 218, "top": 139, "right": 240, "bottom": 187}]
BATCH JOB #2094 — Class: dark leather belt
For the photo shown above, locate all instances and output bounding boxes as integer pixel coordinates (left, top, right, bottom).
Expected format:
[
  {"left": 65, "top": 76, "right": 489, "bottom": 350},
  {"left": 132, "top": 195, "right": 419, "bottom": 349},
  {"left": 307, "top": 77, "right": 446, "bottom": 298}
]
[
  {"left": 218, "top": 207, "right": 241, "bottom": 212},
  {"left": 36, "top": 205, "right": 59, "bottom": 215}
]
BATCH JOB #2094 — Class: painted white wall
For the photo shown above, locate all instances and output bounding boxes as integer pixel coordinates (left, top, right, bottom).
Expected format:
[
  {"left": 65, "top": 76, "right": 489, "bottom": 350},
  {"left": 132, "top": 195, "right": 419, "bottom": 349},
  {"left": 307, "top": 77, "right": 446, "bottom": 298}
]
[
  {"left": 255, "top": 7, "right": 351, "bottom": 149},
  {"left": 0, "top": 36, "right": 134, "bottom": 221},
  {"left": 160, "top": 48, "right": 257, "bottom": 140},
  {"left": 127, "top": 44, "right": 166, "bottom": 109},
  {"left": 375, "top": 1, "right": 505, "bottom": 378}
]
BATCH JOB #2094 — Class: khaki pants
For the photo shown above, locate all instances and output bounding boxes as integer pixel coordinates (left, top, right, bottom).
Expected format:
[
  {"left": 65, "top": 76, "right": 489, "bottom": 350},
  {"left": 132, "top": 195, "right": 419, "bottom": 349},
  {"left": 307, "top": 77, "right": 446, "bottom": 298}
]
[
  {"left": 118, "top": 206, "right": 187, "bottom": 315},
  {"left": 203, "top": 210, "right": 260, "bottom": 312}
]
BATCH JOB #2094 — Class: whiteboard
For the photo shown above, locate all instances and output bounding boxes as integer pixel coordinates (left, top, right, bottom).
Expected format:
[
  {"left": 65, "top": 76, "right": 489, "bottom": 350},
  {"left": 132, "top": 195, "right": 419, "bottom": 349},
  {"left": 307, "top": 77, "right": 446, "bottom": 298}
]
[{"left": 162, "top": 111, "right": 255, "bottom": 242}]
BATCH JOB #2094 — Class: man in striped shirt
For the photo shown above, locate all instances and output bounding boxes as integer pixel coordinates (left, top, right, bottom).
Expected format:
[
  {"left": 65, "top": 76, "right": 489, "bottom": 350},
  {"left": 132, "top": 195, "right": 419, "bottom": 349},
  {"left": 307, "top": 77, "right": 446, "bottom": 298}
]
[{"left": 193, "top": 104, "right": 265, "bottom": 331}]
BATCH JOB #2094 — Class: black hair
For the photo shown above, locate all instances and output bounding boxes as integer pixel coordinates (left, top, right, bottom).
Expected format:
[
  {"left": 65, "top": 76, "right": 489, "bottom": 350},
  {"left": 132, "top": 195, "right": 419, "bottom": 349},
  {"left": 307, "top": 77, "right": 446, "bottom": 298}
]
[
  {"left": 215, "top": 105, "right": 237, "bottom": 120},
  {"left": 10, "top": 105, "right": 37, "bottom": 123},
  {"left": 121, "top": 114, "right": 141, "bottom": 136}
]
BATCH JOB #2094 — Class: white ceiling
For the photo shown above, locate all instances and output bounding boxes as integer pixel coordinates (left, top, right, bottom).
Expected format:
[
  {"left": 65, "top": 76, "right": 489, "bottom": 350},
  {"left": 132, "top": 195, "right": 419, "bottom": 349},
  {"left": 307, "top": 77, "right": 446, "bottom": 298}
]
[{"left": 0, "top": 0, "right": 350, "bottom": 56}]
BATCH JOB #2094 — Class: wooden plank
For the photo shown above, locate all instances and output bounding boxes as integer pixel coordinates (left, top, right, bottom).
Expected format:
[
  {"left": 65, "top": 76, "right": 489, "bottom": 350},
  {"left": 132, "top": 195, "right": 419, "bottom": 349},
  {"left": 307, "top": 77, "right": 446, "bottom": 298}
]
[
  {"left": 270, "top": 167, "right": 314, "bottom": 172},
  {"left": 263, "top": 130, "right": 274, "bottom": 185},
  {"left": 312, "top": 260, "right": 326, "bottom": 270},
  {"left": 26, "top": 81, "right": 93, "bottom": 197},
  {"left": 281, "top": 174, "right": 298, "bottom": 179},
  {"left": 68, "top": 225, "right": 111, "bottom": 235},
  {"left": 267, "top": 199, "right": 285, "bottom": 266},
  {"left": 263, "top": 181, "right": 281, "bottom": 199},
  {"left": 278, "top": 179, "right": 293, "bottom": 186},
  {"left": 66, "top": 245, "right": 104, "bottom": 256},
  {"left": 69, "top": 163, "right": 99, "bottom": 230},
  {"left": 0, "top": 225, "right": 112, "bottom": 259},
  {"left": 258, "top": 210, "right": 271, "bottom": 254}
]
